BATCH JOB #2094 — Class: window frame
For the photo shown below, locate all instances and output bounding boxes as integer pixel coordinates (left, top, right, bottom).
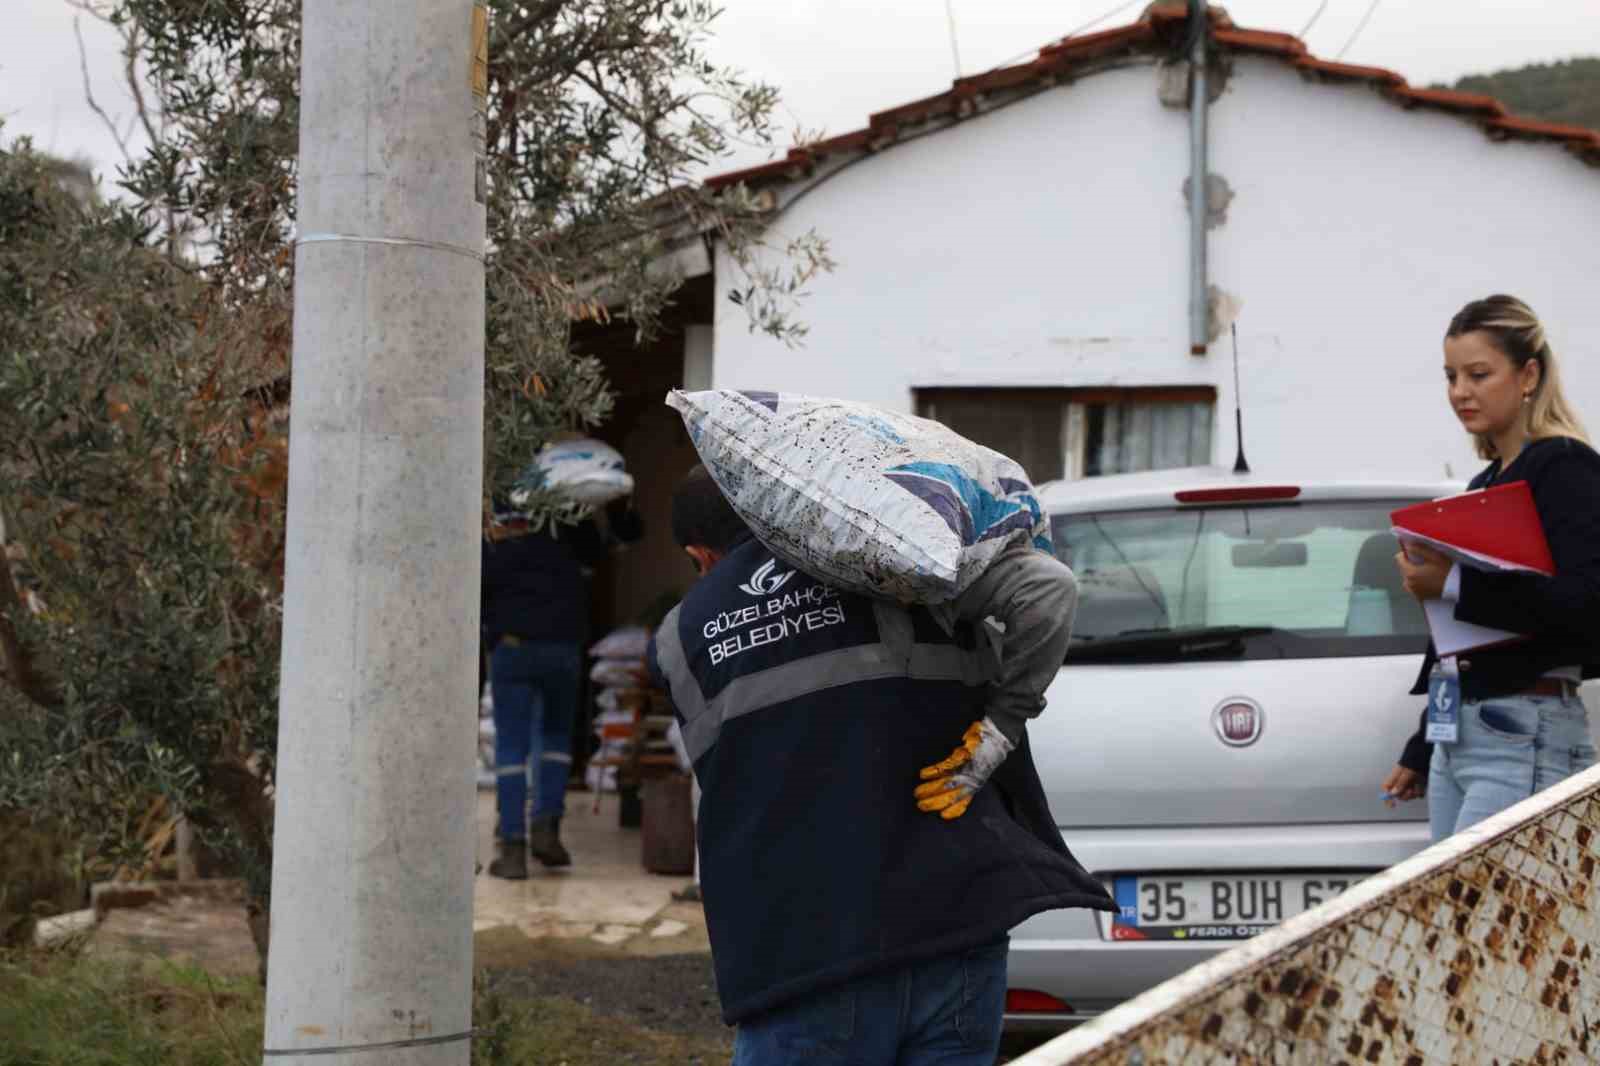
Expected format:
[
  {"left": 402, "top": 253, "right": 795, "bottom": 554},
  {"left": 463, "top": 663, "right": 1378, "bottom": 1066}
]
[{"left": 914, "top": 386, "right": 1218, "bottom": 483}]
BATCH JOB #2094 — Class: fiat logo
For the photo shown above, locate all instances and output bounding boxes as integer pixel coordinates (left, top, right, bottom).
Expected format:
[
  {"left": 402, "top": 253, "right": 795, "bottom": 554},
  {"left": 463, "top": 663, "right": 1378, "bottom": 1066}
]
[{"left": 1213, "top": 699, "right": 1263, "bottom": 747}]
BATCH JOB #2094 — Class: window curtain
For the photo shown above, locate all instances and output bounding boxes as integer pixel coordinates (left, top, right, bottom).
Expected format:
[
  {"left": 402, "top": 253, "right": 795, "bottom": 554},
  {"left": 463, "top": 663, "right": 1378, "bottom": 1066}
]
[{"left": 1091, "top": 402, "right": 1212, "bottom": 476}]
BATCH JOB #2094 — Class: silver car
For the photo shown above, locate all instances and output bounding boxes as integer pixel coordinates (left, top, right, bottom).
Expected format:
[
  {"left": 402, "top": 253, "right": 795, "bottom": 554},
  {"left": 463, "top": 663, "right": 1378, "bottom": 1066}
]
[{"left": 1005, "top": 467, "right": 1465, "bottom": 1029}]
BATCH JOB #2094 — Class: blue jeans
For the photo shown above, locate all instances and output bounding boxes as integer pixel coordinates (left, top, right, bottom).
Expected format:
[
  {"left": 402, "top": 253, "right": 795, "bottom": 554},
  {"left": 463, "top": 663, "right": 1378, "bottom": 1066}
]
[
  {"left": 1428, "top": 692, "right": 1596, "bottom": 842},
  {"left": 491, "top": 638, "right": 580, "bottom": 839},
  {"left": 732, "top": 939, "right": 1008, "bottom": 1066}
]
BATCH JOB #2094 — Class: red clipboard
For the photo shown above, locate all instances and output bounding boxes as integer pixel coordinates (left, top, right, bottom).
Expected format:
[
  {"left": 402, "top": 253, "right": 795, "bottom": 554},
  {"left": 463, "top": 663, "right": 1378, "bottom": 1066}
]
[{"left": 1389, "top": 481, "right": 1554, "bottom": 576}]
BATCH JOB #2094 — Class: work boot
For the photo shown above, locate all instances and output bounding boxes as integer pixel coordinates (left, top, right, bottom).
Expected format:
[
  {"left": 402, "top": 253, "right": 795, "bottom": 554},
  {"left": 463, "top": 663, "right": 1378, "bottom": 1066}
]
[
  {"left": 487, "top": 838, "right": 528, "bottom": 880},
  {"left": 528, "top": 814, "right": 571, "bottom": 868}
]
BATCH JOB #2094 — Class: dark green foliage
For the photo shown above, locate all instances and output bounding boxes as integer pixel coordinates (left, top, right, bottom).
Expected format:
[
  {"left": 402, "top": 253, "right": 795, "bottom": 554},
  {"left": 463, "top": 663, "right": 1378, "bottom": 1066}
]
[
  {"left": 0, "top": 810, "right": 85, "bottom": 949},
  {"left": 1437, "top": 57, "right": 1600, "bottom": 132},
  {"left": 0, "top": 141, "right": 282, "bottom": 930},
  {"left": 1, "top": 0, "right": 825, "bottom": 972}
]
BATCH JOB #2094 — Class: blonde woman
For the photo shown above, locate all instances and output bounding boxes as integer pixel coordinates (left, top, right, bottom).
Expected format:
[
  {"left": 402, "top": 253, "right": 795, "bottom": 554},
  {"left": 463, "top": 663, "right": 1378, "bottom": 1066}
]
[{"left": 1383, "top": 295, "right": 1600, "bottom": 841}]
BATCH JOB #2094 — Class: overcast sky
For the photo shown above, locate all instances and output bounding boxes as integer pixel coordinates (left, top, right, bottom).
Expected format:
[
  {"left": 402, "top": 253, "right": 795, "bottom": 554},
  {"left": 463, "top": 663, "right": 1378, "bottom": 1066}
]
[{"left": 5, "top": 0, "right": 1598, "bottom": 189}]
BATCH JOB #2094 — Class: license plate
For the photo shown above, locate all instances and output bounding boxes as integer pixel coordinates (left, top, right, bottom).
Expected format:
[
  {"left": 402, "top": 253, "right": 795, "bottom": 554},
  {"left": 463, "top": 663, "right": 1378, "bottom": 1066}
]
[{"left": 1102, "top": 872, "right": 1365, "bottom": 941}]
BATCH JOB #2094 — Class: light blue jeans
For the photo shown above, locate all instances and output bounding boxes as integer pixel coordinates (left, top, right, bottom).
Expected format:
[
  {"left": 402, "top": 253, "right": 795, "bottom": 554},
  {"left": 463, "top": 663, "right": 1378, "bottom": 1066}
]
[{"left": 1428, "top": 692, "right": 1596, "bottom": 842}]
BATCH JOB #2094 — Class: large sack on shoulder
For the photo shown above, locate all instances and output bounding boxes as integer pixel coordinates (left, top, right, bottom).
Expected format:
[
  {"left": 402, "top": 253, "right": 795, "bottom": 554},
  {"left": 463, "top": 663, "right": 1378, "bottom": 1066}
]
[
  {"left": 666, "top": 389, "right": 1051, "bottom": 604},
  {"left": 518, "top": 438, "right": 634, "bottom": 506}
]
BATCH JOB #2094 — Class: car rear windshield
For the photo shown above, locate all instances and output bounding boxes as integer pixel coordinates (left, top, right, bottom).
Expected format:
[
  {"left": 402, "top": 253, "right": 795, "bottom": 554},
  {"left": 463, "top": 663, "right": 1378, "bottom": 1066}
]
[{"left": 1053, "top": 500, "right": 1431, "bottom": 663}]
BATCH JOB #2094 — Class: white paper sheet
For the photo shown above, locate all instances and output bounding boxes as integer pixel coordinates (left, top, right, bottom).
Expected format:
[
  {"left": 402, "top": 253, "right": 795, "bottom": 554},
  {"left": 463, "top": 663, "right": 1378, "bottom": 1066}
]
[{"left": 1422, "top": 598, "right": 1526, "bottom": 657}]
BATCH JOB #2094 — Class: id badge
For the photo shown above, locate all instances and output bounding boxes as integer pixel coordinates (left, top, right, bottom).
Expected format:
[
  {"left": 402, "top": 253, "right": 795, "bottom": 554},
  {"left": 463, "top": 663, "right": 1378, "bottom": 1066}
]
[{"left": 1426, "top": 666, "right": 1461, "bottom": 744}]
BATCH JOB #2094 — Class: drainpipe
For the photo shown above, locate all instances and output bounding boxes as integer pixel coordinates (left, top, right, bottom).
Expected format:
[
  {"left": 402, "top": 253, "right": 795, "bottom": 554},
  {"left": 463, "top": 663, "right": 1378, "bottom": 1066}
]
[{"left": 1188, "top": 0, "right": 1210, "bottom": 355}]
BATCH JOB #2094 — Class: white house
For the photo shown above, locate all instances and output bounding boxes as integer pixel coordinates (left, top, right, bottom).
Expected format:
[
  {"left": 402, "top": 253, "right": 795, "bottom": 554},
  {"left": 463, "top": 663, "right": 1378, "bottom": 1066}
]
[
  {"left": 580, "top": 2, "right": 1600, "bottom": 629},
  {"left": 700, "top": 4, "right": 1600, "bottom": 480}
]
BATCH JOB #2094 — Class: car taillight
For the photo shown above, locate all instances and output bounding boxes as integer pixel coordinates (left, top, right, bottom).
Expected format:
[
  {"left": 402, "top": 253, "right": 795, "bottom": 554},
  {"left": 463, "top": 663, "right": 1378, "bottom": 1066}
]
[
  {"left": 1005, "top": 988, "right": 1072, "bottom": 1014},
  {"left": 1174, "top": 486, "right": 1301, "bottom": 504}
]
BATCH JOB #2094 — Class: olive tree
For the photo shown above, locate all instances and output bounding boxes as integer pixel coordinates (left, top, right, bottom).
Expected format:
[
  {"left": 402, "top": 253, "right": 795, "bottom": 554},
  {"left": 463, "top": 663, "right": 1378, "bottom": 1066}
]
[{"left": 0, "top": 0, "right": 826, "bottom": 968}]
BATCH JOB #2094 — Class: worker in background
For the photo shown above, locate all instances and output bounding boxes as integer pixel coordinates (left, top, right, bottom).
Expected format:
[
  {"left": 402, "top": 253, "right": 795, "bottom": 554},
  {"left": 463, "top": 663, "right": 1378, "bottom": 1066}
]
[
  {"left": 482, "top": 496, "right": 641, "bottom": 879},
  {"left": 649, "top": 466, "right": 1113, "bottom": 1065}
]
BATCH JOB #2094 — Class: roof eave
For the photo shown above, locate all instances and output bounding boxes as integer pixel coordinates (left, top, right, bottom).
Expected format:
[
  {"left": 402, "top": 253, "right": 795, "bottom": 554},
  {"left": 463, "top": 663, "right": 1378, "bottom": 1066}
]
[{"left": 704, "top": 5, "right": 1600, "bottom": 194}]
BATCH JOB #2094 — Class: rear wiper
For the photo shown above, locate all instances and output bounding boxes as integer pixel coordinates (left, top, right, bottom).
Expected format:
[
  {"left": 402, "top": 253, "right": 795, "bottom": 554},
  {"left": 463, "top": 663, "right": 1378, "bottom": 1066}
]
[{"left": 1067, "top": 625, "right": 1280, "bottom": 663}]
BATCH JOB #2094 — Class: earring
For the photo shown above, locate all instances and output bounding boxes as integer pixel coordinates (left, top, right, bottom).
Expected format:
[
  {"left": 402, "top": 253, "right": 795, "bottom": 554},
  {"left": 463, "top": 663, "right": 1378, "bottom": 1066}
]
[{"left": 1524, "top": 394, "right": 1533, "bottom": 405}]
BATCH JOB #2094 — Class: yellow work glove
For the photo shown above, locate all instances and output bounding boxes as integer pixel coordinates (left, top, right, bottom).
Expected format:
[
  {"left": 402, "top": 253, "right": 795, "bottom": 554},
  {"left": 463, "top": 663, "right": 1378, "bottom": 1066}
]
[{"left": 914, "top": 717, "right": 1014, "bottom": 820}]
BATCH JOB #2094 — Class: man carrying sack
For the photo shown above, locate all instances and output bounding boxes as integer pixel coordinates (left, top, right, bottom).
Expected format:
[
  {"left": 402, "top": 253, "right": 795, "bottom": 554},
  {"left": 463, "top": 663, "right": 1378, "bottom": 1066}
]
[{"left": 649, "top": 464, "right": 1112, "bottom": 1065}]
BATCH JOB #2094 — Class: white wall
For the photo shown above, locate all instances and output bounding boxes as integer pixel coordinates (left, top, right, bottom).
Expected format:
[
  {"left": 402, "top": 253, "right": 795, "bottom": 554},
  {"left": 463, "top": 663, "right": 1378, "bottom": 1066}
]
[
  {"left": 711, "top": 57, "right": 1600, "bottom": 484},
  {"left": 1208, "top": 60, "right": 1600, "bottom": 483}
]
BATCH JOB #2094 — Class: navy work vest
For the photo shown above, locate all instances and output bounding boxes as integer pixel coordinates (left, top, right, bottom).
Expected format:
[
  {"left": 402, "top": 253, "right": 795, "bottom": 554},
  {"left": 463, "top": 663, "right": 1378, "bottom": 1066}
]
[{"left": 648, "top": 537, "right": 1114, "bottom": 1024}]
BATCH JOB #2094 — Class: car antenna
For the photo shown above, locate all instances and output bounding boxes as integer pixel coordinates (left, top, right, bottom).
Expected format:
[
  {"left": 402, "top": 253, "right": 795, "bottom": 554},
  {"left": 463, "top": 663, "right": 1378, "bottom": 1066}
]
[{"left": 1231, "top": 321, "right": 1251, "bottom": 474}]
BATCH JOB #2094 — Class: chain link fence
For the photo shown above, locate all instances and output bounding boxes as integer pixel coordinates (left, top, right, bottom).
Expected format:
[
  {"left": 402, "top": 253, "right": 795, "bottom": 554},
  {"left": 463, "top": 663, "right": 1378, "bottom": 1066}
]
[{"left": 1013, "top": 763, "right": 1600, "bottom": 1065}]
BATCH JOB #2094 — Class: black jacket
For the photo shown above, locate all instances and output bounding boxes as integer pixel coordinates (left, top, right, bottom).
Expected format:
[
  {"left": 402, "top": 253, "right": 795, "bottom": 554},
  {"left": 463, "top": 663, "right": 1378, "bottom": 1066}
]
[
  {"left": 647, "top": 537, "right": 1113, "bottom": 1024},
  {"left": 480, "top": 502, "right": 642, "bottom": 646},
  {"left": 1398, "top": 436, "right": 1600, "bottom": 772}
]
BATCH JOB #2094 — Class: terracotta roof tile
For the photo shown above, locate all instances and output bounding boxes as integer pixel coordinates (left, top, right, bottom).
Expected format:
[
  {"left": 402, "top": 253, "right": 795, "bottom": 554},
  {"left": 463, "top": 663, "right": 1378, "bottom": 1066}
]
[
  {"left": 1210, "top": 27, "right": 1307, "bottom": 58},
  {"left": 1488, "top": 115, "right": 1600, "bottom": 147},
  {"left": 1393, "top": 87, "right": 1507, "bottom": 117},
  {"left": 1288, "top": 58, "right": 1407, "bottom": 88},
  {"left": 705, "top": 4, "right": 1600, "bottom": 190}
]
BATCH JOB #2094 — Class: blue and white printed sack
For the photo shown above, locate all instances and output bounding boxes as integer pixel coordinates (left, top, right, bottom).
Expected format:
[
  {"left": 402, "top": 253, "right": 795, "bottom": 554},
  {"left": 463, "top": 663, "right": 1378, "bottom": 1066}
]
[
  {"left": 516, "top": 437, "right": 634, "bottom": 507},
  {"left": 665, "top": 389, "right": 1052, "bottom": 604}
]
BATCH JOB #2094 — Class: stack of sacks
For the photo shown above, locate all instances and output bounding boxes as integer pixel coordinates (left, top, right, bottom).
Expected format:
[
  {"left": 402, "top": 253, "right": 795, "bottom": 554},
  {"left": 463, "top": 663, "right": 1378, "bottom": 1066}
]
[
  {"left": 476, "top": 681, "right": 496, "bottom": 789},
  {"left": 584, "top": 625, "right": 652, "bottom": 792}
]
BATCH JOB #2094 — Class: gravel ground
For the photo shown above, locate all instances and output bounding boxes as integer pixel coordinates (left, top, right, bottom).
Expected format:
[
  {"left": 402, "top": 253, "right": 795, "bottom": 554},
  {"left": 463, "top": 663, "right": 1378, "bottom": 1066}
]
[
  {"left": 483, "top": 944, "right": 1056, "bottom": 1063},
  {"left": 489, "top": 949, "right": 729, "bottom": 1047},
  {"left": 81, "top": 887, "right": 1059, "bottom": 1063},
  {"left": 86, "top": 893, "right": 1058, "bottom": 1064}
]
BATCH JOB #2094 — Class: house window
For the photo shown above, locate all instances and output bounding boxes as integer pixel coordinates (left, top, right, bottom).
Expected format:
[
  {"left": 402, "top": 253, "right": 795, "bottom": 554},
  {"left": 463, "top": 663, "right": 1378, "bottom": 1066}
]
[{"left": 915, "top": 387, "right": 1215, "bottom": 484}]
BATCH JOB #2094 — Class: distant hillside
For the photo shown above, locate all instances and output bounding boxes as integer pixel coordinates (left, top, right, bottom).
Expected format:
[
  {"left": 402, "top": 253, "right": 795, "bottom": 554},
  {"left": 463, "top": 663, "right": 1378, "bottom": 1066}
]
[{"left": 1436, "top": 57, "right": 1600, "bottom": 132}]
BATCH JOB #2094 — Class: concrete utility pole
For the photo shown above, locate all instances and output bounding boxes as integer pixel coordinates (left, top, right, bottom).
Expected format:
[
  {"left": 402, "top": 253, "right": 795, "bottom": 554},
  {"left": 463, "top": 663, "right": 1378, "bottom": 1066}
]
[{"left": 263, "top": 2, "right": 488, "bottom": 1064}]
